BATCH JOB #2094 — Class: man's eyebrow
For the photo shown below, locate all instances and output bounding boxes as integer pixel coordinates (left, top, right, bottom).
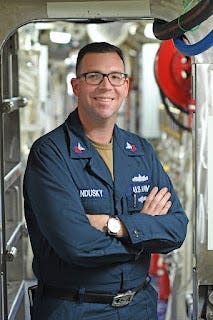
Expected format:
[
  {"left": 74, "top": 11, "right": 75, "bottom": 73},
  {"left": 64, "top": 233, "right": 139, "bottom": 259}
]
[{"left": 81, "top": 70, "right": 125, "bottom": 73}]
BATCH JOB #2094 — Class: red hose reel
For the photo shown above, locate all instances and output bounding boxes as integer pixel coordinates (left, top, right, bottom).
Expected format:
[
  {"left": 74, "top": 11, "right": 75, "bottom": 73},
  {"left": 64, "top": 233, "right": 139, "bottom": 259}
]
[{"left": 155, "top": 39, "right": 195, "bottom": 112}]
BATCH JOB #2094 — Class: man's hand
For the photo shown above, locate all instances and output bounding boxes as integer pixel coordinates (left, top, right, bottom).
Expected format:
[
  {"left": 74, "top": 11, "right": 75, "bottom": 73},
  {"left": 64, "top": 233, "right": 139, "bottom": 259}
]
[
  {"left": 141, "top": 187, "right": 172, "bottom": 216},
  {"left": 86, "top": 214, "right": 128, "bottom": 237},
  {"left": 86, "top": 214, "right": 109, "bottom": 232}
]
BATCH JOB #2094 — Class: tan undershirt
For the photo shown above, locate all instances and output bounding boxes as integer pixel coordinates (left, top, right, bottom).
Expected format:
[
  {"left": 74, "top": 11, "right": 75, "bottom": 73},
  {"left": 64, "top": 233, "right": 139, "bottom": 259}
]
[{"left": 89, "top": 138, "right": 113, "bottom": 179}]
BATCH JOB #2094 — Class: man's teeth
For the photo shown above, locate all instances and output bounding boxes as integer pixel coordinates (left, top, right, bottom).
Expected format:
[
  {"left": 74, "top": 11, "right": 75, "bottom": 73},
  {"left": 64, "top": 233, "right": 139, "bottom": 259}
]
[{"left": 95, "top": 98, "right": 114, "bottom": 101}]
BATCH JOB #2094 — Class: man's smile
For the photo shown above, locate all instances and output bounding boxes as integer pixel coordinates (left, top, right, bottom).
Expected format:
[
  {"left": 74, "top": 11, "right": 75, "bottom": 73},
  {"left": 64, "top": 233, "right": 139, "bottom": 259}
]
[{"left": 94, "top": 97, "right": 115, "bottom": 101}]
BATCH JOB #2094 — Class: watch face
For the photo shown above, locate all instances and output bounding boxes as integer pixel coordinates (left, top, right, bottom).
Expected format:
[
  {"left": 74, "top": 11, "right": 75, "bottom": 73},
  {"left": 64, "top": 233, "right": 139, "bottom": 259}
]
[{"left": 108, "top": 217, "right": 121, "bottom": 234}]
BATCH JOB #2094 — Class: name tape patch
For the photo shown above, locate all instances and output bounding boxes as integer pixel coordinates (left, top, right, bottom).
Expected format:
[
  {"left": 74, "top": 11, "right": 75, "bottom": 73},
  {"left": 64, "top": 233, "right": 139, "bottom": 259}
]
[{"left": 80, "top": 189, "right": 103, "bottom": 198}]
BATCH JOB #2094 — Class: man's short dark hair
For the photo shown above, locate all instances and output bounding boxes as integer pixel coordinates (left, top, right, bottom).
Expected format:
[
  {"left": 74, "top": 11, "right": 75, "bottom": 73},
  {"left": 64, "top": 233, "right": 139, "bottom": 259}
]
[{"left": 76, "top": 42, "right": 125, "bottom": 75}]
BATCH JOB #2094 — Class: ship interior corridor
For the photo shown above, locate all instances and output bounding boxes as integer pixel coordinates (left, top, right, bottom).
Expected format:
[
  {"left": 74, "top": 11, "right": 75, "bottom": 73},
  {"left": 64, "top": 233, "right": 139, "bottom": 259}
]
[{"left": 0, "top": 4, "right": 213, "bottom": 319}]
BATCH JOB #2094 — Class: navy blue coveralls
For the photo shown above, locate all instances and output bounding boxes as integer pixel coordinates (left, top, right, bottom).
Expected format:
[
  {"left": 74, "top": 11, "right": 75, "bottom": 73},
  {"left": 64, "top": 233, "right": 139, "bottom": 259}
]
[{"left": 24, "top": 108, "right": 188, "bottom": 320}]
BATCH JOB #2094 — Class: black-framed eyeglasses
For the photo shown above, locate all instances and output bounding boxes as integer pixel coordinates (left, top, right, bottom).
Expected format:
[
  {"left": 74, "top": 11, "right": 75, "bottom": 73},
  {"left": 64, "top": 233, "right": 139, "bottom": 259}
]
[{"left": 77, "top": 72, "right": 128, "bottom": 86}]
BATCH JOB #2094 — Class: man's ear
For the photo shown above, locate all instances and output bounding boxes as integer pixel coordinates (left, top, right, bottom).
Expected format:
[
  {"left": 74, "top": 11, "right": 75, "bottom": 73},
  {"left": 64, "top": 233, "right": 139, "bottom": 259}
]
[
  {"left": 71, "top": 78, "right": 79, "bottom": 96},
  {"left": 124, "top": 78, "right": 130, "bottom": 98}
]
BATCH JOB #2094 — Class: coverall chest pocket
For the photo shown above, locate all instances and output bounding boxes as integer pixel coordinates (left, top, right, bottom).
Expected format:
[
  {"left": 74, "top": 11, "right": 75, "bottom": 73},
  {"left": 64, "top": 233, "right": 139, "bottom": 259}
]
[
  {"left": 126, "top": 179, "right": 152, "bottom": 213},
  {"left": 126, "top": 192, "right": 145, "bottom": 213},
  {"left": 80, "top": 188, "right": 112, "bottom": 213}
]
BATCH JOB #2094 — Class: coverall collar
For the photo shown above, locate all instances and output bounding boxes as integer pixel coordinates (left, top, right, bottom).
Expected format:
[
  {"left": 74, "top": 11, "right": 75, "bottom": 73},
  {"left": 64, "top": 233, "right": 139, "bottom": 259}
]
[
  {"left": 65, "top": 108, "right": 145, "bottom": 190},
  {"left": 66, "top": 108, "right": 144, "bottom": 157},
  {"left": 113, "top": 125, "right": 145, "bottom": 198},
  {"left": 66, "top": 109, "right": 113, "bottom": 188}
]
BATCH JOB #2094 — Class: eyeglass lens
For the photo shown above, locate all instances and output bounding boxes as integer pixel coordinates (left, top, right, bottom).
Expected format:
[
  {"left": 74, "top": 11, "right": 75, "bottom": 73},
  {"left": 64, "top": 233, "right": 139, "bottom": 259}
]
[{"left": 84, "top": 72, "right": 126, "bottom": 86}]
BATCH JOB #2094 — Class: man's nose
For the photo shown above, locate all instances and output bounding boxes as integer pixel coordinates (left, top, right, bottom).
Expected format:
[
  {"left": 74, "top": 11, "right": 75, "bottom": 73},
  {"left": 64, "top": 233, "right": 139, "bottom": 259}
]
[{"left": 99, "top": 75, "right": 112, "bottom": 87}]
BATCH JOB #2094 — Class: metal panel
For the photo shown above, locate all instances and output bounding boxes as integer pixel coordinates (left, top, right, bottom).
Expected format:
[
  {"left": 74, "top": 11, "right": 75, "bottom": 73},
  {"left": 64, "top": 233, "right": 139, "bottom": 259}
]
[
  {"left": 8, "top": 281, "right": 25, "bottom": 320},
  {"left": 194, "top": 62, "right": 213, "bottom": 319},
  {"left": 3, "top": 111, "right": 20, "bottom": 176},
  {"left": 208, "top": 116, "right": 213, "bottom": 251},
  {"left": 195, "top": 63, "right": 213, "bottom": 285},
  {"left": 0, "top": 33, "right": 26, "bottom": 320},
  {"left": 47, "top": 1, "right": 151, "bottom": 18}
]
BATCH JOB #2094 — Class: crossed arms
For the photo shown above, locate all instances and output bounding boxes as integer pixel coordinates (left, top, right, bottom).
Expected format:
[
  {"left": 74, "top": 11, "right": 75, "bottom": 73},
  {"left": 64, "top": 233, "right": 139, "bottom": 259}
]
[{"left": 87, "top": 186, "right": 172, "bottom": 237}]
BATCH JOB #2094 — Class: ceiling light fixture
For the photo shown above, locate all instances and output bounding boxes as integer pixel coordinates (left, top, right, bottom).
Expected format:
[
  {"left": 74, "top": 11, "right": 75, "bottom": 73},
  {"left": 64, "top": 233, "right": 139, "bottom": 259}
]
[{"left": 50, "top": 31, "right": 71, "bottom": 44}]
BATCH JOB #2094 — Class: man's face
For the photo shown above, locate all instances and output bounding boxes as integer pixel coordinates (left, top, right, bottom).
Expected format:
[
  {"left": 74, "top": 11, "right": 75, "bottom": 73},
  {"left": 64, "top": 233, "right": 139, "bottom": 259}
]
[{"left": 71, "top": 52, "right": 129, "bottom": 124}]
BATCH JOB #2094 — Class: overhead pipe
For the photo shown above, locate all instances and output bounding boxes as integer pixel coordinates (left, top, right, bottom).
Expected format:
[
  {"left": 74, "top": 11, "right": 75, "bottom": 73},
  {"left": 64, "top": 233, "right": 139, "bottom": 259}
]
[{"left": 153, "top": 0, "right": 213, "bottom": 40}]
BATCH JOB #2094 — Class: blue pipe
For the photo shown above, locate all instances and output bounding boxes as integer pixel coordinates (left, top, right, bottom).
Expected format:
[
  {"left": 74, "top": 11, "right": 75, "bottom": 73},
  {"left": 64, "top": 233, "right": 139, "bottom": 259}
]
[{"left": 173, "top": 29, "right": 213, "bottom": 56}]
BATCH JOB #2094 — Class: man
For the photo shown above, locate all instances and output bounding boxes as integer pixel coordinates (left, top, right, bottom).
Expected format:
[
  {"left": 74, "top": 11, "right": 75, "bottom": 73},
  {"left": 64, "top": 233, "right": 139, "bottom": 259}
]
[{"left": 24, "top": 42, "right": 188, "bottom": 320}]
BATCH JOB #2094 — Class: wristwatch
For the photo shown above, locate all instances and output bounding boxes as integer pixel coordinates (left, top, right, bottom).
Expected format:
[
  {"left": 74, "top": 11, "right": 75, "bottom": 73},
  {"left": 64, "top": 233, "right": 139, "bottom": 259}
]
[{"left": 106, "top": 216, "right": 121, "bottom": 236}]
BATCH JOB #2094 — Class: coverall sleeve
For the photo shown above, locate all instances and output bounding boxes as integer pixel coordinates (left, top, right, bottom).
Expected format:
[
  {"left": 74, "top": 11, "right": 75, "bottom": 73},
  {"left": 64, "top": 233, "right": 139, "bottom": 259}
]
[
  {"left": 24, "top": 140, "right": 139, "bottom": 268},
  {"left": 119, "top": 143, "right": 189, "bottom": 254}
]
